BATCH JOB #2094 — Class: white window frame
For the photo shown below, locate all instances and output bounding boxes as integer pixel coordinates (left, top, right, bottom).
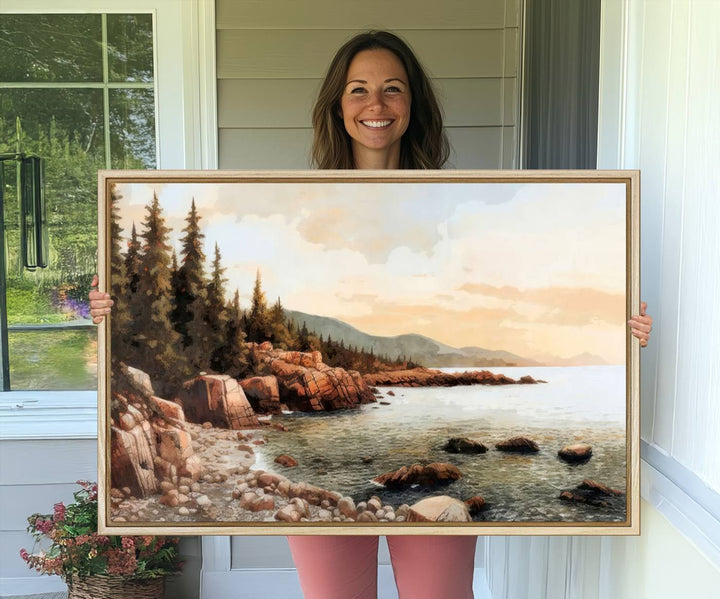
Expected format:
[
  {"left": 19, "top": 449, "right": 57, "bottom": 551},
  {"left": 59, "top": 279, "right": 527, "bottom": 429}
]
[{"left": 0, "top": 0, "right": 217, "bottom": 441}]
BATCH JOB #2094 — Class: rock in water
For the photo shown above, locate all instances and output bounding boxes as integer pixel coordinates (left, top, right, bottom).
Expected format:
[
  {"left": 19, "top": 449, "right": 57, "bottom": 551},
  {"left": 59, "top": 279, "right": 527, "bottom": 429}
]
[
  {"left": 374, "top": 463, "right": 462, "bottom": 488},
  {"left": 558, "top": 443, "right": 593, "bottom": 462},
  {"left": 274, "top": 454, "right": 299, "bottom": 468},
  {"left": 407, "top": 496, "right": 472, "bottom": 522},
  {"left": 444, "top": 437, "right": 489, "bottom": 454},
  {"left": 464, "top": 496, "right": 487, "bottom": 515},
  {"left": 577, "top": 479, "right": 623, "bottom": 496},
  {"left": 559, "top": 478, "right": 625, "bottom": 507},
  {"left": 495, "top": 436, "right": 540, "bottom": 453}
]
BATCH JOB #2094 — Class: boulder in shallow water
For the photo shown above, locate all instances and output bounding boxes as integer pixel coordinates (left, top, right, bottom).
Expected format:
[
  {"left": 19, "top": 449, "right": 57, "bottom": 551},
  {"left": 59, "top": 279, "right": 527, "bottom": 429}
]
[
  {"left": 558, "top": 443, "right": 593, "bottom": 463},
  {"left": 274, "top": 454, "right": 299, "bottom": 468},
  {"left": 374, "top": 462, "right": 462, "bottom": 488},
  {"left": 464, "top": 496, "right": 487, "bottom": 515},
  {"left": 407, "top": 496, "right": 471, "bottom": 522},
  {"left": 559, "top": 478, "right": 624, "bottom": 507},
  {"left": 578, "top": 479, "right": 623, "bottom": 496},
  {"left": 444, "top": 437, "right": 488, "bottom": 454},
  {"left": 495, "top": 436, "right": 540, "bottom": 453}
]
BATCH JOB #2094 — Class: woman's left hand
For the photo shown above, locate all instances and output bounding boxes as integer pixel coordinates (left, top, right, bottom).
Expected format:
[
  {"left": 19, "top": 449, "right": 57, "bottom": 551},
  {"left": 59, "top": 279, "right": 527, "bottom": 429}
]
[{"left": 628, "top": 301, "right": 653, "bottom": 348}]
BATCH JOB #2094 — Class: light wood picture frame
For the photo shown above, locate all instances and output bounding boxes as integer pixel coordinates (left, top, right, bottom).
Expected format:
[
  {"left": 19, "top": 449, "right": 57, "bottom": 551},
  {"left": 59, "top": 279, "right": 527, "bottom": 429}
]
[{"left": 98, "top": 170, "right": 640, "bottom": 536}]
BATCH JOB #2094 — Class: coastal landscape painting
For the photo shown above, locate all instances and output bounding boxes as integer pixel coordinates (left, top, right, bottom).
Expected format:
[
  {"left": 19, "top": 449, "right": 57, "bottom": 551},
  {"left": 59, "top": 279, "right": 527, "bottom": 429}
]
[{"left": 98, "top": 171, "right": 640, "bottom": 535}]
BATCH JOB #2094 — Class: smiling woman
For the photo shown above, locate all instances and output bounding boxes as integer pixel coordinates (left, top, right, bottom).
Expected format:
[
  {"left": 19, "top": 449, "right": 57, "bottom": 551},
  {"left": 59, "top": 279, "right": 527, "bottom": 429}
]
[
  {"left": 339, "top": 48, "right": 412, "bottom": 168},
  {"left": 311, "top": 30, "right": 448, "bottom": 170}
]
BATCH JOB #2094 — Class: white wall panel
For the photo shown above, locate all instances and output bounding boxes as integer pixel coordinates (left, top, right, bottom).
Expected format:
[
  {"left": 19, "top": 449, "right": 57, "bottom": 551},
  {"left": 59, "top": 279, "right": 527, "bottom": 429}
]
[
  {"left": 671, "top": 2, "right": 720, "bottom": 484},
  {"left": 652, "top": 0, "right": 690, "bottom": 458},
  {"left": 600, "top": 0, "right": 720, "bottom": 490},
  {"left": 230, "top": 536, "right": 296, "bottom": 569},
  {"left": 446, "top": 127, "right": 506, "bottom": 169},
  {"left": 219, "top": 128, "right": 313, "bottom": 169},
  {"left": 636, "top": 0, "right": 674, "bottom": 451}
]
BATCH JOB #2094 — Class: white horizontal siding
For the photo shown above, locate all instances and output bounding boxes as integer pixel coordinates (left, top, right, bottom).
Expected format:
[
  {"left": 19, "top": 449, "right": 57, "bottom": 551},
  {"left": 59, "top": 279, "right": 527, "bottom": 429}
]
[
  {"left": 216, "top": 0, "right": 521, "bottom": 171},
  {"left": 0, "top": 440, "right": 96, "bottom": 581},
  {"left": 218, "top": 126, "right": 513, "bottom": 170},
  {"left": 216, "top": 0, "right": 517, "bottom": 30},
  {"left": 217, "top": 29, "right": 515, "bottom": 80},
  {"left": 218, "top": 78, "right": 517, "bottom": 128}
]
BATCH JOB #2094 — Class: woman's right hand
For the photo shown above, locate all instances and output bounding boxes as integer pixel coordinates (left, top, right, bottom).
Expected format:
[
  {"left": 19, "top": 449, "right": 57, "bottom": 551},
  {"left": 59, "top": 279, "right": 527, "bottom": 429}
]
[{"left": 89, "top": 274, "right": 113, "bottom": 324}]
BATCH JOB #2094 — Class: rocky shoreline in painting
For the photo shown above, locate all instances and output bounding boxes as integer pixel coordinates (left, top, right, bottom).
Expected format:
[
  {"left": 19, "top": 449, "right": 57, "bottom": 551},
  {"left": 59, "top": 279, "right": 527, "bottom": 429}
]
[{"left": 109, "top": 344, "right": 624, "bottom": 525}]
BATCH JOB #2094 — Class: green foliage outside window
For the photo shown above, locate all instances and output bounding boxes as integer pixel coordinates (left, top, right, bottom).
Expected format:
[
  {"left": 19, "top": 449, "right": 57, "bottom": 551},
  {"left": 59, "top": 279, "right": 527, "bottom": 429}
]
[{"left": 0, "top": 13, "right": 156, "bottom": 390}]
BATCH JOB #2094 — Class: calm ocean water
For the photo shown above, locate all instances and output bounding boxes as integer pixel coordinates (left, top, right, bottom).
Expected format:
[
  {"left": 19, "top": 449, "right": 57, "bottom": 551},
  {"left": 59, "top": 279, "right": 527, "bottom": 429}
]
[{"left": 258, "top": 366, "right": 628, "bottom": 522}]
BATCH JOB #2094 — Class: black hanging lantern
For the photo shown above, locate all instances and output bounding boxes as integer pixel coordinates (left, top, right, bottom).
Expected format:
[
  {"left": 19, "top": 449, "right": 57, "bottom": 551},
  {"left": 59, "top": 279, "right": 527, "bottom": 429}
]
[{"left": 20, "top": 155, "right": 48, "bottom": 270}]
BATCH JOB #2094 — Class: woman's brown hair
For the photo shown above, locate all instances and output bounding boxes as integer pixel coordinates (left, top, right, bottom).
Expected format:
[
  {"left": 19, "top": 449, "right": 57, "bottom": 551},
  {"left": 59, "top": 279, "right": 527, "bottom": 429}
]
[{"left": 311, "top": 31, "right": 449, "bottom": 170}]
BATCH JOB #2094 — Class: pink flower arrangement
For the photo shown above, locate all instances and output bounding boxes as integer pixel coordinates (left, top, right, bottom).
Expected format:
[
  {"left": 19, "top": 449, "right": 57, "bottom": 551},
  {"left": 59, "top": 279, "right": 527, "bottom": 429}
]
[{"left": 20, "top": 481, "right": 181, "bottom": 583}]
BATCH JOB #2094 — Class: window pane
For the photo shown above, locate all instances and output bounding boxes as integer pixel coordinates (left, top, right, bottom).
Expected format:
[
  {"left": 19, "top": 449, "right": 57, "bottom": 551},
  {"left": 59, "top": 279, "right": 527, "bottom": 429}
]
[
  {"left": 0, "top": 14, "right": 103, "bottom": 82},
  {"left": 0, "top": 89, "right": 106, "bottom": 160},
  {"left": 1, "top": 88, "right": 105, "bottom": 284},
  {"left": 107, "top": 14, "right": 154, "bottom": 83},
  {"left": 8, "top": 329, "right": 97, "bottom": 390},
  {"left": 110, "top": 89, "right": 157, "bottom": 169}
]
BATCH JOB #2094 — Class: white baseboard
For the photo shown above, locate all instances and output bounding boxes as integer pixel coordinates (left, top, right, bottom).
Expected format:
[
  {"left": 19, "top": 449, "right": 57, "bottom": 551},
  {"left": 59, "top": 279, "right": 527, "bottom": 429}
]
[
  {"left": 3, "top": 566, "right": 491, "bottom": 599},
  {"left": 201, "top": 566, "right": 491, "bottom": 599},
  {"left": 641, "top": 458, "right": 720, "bottom": 568},
  {"left": 0, "top": 576, "right": 65, "bottom": 597}
]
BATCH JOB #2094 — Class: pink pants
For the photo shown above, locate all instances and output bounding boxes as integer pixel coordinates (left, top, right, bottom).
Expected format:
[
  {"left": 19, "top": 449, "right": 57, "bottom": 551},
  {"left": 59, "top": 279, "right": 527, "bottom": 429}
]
[{"left": 287, "top": 535, "right": 477, "bottom": 599}]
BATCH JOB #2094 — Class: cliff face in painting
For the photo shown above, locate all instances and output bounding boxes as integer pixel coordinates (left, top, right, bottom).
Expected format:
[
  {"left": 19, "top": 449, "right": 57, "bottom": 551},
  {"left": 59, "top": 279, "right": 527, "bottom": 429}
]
[{"left": 107, "top": 181, "right": 628, "bottom": 527}]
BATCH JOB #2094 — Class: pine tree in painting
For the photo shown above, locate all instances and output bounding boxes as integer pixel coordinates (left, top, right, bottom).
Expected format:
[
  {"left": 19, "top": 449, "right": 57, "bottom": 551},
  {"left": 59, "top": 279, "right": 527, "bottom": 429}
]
[
  {"left": 131, "top": 191, "right": 184, "bottom": 394},
  {"left": 172, "top": 199, "right": 209, "bottom": 372},
  {"left": 216, "top": 289, "right": 249, "bottom": 378},
  {"left": 109, "top": 184, "right": 131, "bottom": 362},
  {"left": 124, "top": 223, "right": 141, "bottom": 296},
  {"left": 298, "top": 321, "right": 311, "bottom": 351},
  {"left": 206, "top": 243, "right": 230, "bottom": 372},
  {"left": 269, "top": 297, "right": 293, "bottom": 349},
  {"left": 247, "top": 269, "right": 271, "bottom": 342}
]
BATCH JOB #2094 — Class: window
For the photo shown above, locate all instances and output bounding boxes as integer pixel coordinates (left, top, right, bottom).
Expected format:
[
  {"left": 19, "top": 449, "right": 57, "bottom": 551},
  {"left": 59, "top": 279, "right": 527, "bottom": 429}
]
[{"left": 0, "top": 13, "right": 156, "bottom": 390}]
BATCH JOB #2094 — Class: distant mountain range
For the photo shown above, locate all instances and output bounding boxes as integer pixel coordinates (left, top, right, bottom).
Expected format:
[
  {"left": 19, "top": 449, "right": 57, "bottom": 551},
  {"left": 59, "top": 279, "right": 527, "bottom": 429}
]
[{"left": 285, "top": 310, "right": 608, "bottom": 367}]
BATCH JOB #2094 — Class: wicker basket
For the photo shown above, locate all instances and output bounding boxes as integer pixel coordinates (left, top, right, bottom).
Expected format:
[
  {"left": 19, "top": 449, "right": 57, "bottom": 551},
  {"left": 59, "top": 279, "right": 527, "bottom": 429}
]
[{"left": 67, "top": 575, "right": 164, "bottom": 599}]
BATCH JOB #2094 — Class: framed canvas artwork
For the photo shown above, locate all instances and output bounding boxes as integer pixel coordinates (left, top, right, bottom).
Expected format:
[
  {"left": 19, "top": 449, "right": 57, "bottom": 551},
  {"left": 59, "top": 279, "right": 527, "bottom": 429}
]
[{"left": 97, "top": 170, "right": 640, "bottom": 535}]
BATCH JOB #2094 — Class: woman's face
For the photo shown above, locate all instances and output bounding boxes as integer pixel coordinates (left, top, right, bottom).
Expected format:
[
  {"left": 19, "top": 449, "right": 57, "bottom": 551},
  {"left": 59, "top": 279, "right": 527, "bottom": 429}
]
[{"left": 340, "top": 49, "right": 411, "bottom": 165}]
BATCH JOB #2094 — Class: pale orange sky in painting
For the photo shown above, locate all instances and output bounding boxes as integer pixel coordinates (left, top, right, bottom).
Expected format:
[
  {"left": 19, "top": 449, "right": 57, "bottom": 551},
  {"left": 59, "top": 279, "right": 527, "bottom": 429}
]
[{"left": 115, "top": 181, "right": 627, "bottom": 364}]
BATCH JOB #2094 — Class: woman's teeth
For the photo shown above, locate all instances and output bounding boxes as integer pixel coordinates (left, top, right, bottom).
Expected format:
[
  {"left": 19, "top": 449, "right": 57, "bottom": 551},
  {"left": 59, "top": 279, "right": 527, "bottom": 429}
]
[{"left": 362, "top": 120, "right": 392, "bottom": 128}]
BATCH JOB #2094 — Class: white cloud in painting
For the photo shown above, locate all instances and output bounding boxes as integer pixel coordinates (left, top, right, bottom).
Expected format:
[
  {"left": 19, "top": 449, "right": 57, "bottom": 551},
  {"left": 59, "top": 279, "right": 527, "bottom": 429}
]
[{"left": 113, "top": 180, "right": 627, "bottom": 363}]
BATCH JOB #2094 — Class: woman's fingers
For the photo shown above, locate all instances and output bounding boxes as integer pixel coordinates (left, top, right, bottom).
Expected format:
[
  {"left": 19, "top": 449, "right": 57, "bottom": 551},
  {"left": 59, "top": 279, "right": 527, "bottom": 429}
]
[
  {"left": 628, "top": 303, "right": 653, "bottom": 348},
  {"left": 89, "top": 274, "right": 112, "bottom": 324},
  {"left": 627, "top": 316, "right": 652, "bottom": 333},
  {"left": 89, "top": 296, "right": 113, "bottom": 307}
]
